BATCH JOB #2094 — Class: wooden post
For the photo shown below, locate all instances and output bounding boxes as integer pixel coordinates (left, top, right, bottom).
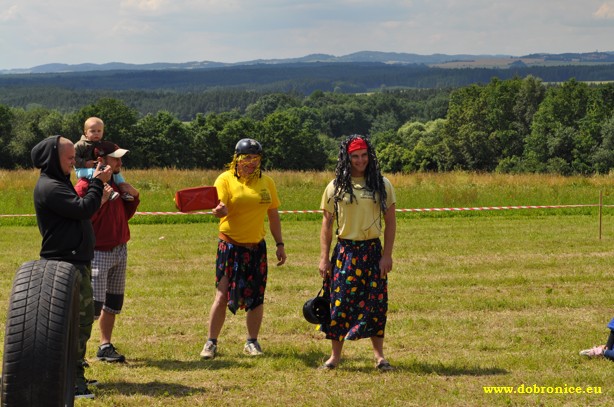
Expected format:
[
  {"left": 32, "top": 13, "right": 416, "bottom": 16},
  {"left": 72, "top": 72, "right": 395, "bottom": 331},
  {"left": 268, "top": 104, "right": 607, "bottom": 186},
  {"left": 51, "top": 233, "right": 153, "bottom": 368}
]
[{"left": 599, "top": 190, "right": 603, "bottom": 240}]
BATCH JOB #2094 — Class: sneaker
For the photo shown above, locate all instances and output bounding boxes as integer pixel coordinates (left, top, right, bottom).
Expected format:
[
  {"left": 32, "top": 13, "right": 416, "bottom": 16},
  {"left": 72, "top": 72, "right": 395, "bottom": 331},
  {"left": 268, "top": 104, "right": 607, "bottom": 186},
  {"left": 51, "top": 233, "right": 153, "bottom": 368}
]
[
  {"left": 376, "top": 360, "right": 394, "bottom": 372},
  {"left": 81, "top": 359, "right": 90, "bottom": 368},
  {"left": 109, "top": 191, "right": 120, "bottom": 201},
  {"left": 243, "top": 340, "right": 264, "bottom": 356},
  {"left": 200, "top": 341, "right": 217, "bottom": 359},
  {"left": 579, "top": 345, "right": 606, "bottom": 357},
  {"left": 74, "top": 385, "right": 95, "bottom": 399},
  {"left": 121, "top": 192, "right": 135, "bottom": 201},
  {"left": 86, "top": 379, "right": 99, "bottom": 387},
  {"left": 97, "top": 343, "right": 126, "bottom": 362}
]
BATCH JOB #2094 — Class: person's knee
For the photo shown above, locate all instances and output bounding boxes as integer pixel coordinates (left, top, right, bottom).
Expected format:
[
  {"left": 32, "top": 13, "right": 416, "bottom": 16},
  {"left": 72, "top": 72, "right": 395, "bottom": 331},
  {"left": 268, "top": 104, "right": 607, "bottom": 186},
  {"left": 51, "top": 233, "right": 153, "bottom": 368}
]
[
  {"left": 103, "top": 293, "right": 124, "bottom": 314},
  {"left": 213, "top": 291, "right": 228, "bottom": 307},
  {"left": 214, "top": 277, "right": 229, "bottom": 303},
  {"left": 217, "top": 275, "right": 229, "bottom": 291}
]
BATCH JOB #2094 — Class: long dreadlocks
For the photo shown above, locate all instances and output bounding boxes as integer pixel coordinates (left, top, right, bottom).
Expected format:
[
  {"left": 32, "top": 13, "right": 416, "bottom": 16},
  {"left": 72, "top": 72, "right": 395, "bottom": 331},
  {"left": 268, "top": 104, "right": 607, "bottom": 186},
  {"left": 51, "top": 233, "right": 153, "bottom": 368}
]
[{"left": 331, "top": 134, "right": 388, "bottom": 220}]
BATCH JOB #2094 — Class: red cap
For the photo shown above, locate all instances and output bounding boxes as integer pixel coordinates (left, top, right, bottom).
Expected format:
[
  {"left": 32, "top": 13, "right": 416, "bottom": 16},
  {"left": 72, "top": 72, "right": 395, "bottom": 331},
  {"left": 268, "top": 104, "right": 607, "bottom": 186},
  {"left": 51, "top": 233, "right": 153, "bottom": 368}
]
[
  {"left": 347, "top": 137, "right": 368, "bottom": 153},
  {"left": 94, "top": 141, "right": 129, "bottom": 158}
]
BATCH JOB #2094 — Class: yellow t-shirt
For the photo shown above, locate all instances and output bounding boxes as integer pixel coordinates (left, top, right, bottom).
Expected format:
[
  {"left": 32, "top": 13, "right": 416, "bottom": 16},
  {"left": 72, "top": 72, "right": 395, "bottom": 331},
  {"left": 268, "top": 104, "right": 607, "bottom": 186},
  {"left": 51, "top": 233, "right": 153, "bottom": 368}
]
[
  {"left": 320, "top": 177, "right": 396, "bottom": 241},
  {"left": 215, "top": 170, "right": 281, "bottom": 244}
]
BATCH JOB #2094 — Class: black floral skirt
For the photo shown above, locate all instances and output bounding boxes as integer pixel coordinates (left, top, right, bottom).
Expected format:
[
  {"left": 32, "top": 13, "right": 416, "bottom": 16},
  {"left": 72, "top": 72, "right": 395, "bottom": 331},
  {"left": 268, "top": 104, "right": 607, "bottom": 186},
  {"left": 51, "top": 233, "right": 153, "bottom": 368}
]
[
  {"left": 215, "top": 239, "right": 267, "bottom": 314},
  {"left": 319, "top": 238, "right": 388, "bottom": 341}
]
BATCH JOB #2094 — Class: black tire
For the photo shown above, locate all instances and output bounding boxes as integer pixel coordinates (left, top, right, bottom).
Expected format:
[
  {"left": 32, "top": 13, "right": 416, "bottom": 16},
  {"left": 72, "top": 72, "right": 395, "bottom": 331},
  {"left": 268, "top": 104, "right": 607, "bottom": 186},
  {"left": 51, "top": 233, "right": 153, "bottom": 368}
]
[{"left": 1, "top": 260, "right": 81, "bottom": 407}]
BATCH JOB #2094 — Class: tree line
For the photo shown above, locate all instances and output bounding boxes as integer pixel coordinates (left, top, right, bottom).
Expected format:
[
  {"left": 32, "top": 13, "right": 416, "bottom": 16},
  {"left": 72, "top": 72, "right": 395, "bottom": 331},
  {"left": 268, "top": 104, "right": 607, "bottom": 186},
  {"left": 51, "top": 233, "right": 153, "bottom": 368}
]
[
  {"left": 1, "top": 76, "right": 614, "bottom": 175},
  {"left": 0, "top": 89, "right": 448, "bottom": 170},
  {"left": 375, "top": 76, "right": 614, "bottom": 175}
]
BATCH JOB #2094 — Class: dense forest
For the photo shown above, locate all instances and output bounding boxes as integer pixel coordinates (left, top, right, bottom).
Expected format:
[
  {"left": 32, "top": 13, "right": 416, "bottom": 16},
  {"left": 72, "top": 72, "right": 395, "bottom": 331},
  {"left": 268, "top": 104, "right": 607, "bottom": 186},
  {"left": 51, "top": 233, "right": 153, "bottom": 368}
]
[
  {"left": 2, "top": 62, "right": 614, "bottom": 120},
  {"left": 1, "top": 68, "right": 614, "bottom": 174}
]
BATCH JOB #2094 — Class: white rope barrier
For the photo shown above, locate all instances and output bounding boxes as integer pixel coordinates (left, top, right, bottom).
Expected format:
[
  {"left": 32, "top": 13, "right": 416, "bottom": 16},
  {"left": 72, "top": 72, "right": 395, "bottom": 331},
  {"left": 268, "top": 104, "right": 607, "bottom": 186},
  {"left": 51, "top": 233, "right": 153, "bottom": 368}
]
[{"left": 0, "top": 204, "right": 609, "bottom": 218}]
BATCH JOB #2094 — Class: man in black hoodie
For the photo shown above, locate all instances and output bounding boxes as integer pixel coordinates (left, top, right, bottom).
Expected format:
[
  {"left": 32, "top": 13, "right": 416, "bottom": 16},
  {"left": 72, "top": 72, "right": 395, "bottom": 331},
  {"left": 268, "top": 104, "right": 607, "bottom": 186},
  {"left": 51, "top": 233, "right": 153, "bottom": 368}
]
[{"left": 31, "top": 135, "right": 112, "bottom": 399}]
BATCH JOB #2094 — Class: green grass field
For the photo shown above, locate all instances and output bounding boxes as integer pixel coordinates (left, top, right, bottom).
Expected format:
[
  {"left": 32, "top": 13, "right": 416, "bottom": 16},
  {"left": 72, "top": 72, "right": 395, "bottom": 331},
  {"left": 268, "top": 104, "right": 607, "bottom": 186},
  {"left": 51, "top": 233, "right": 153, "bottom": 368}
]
[{"left": 2, "top": 170, "right": 614, "bottom": 406}]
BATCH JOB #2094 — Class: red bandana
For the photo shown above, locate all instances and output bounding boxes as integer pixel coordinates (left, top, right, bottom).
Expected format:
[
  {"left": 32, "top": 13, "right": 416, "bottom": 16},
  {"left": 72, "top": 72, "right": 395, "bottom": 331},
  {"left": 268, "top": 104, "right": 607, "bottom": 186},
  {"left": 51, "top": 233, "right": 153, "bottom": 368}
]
[{"left": 347, "top": 137, "right": 368, "bottom": 153}]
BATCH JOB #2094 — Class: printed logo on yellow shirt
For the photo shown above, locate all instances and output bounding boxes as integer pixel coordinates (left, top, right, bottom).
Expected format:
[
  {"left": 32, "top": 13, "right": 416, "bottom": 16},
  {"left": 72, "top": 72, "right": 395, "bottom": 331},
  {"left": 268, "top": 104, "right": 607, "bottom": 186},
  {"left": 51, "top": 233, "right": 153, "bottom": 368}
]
[
  {"left": 259, "top": 189, "right": 272, "bottom": 204},
  {"left": 359, "top": 190, "right": 374, "bottom": 200}
]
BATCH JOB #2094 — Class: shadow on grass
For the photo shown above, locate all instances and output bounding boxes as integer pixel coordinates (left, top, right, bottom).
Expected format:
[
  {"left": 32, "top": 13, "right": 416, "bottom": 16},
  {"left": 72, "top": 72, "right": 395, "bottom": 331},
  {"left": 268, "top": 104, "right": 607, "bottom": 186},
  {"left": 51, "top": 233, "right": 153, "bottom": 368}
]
[
  {"left": 119, "top": 353, "right": 508, "bottom": 377},
  {"left": 123, "top": 348, "right": 333, "bottom": 371},
  {"left": 304, "top": 361, "right": 509, "bottom": 376},
  {"left": 405, "top": 361, "right": 508, "bottom": 376},
  {"left": 266, "top": 348, "right": 509, "bottom": 376},
  {"left": 95, "top": 380, "right": 209, "bottom": 397},
  {"left": 276, "top": 348, "right": 331, "bottom": 369},
  {"left": 126, "top": 357, "right": 255, "bottom": 371}
]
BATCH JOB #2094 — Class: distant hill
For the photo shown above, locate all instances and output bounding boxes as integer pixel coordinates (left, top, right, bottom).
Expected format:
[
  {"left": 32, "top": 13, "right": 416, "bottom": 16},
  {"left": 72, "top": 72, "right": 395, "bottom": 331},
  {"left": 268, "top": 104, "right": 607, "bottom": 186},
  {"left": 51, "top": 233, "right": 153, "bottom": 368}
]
[
  {"left": 1, "top": 61, "right": 228, "bottom": 74},
  {"left": 522, "top": 52, "right": 614, "bottom": 63},
  {"left": 3, "top": 50, "right": 613, "bottom": 74},
  {"left": 2, "top": 61, "right": 614, "bottom": 98}
]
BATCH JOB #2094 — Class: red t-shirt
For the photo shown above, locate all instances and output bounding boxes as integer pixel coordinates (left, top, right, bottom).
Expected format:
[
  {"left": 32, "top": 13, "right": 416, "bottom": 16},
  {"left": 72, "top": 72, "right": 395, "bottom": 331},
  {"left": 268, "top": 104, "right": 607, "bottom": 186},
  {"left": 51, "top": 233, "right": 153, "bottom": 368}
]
[{"left": 75, "top": 179, "right": 140, "bottom": 251}]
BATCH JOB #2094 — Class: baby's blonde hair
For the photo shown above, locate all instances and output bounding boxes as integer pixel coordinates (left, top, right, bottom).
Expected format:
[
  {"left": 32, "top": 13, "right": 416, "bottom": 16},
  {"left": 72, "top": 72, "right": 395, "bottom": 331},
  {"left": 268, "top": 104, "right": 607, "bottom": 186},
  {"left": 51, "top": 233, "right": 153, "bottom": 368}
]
[{"left": 83, "top": 117, "right": 104, "bottom": 133}]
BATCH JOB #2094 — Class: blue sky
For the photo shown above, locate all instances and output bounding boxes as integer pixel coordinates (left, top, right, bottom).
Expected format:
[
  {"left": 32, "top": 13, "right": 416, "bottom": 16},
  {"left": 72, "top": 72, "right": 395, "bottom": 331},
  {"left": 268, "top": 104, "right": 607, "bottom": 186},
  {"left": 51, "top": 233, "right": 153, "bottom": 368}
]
[{"left": 1, "top": 0, "right": 613, "bottom": 69}]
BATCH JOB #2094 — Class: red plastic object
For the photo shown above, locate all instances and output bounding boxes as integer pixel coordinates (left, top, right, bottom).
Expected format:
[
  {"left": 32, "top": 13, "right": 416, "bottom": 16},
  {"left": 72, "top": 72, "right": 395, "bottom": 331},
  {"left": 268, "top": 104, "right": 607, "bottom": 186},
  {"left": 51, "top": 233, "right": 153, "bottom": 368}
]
[{"left": 174, "top": 186, "right": 219, "bottom": 212}]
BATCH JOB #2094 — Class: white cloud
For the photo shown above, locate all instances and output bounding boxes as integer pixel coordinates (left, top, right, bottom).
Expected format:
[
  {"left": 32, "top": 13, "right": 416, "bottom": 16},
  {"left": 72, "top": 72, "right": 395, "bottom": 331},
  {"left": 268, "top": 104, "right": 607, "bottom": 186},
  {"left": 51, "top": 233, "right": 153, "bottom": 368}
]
[
  {"left": 594, "top": 2, "right": 614, "bottom": 19},
  {"left": 0, "top": 4, "right": 19, "bottom": 21},
  {"left": 1, "top": 0, "right": 613, "bottom": 69},
  {"left": 111, "top": 19, "right": 154, "bottom": 36},
  {"left": 120, "top": 0, "right": 167, "bottom": 12}
]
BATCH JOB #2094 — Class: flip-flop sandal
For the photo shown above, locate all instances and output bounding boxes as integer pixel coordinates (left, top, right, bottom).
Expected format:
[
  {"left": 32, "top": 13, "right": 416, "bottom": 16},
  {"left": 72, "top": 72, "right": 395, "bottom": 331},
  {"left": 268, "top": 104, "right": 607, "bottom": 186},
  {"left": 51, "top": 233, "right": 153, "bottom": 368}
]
[
  {"left": 376, "top": 361, "right": 394, "bottom": 371},
  {"left": 318, "top": 362, "right": 336, "bottom": 370}
]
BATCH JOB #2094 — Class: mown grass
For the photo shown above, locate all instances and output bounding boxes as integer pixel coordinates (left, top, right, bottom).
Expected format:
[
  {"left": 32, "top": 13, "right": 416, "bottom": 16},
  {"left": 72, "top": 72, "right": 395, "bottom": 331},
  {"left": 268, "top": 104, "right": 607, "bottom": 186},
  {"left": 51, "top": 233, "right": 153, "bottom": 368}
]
[{"left": 2, "top": 171, "right": 614, "bottom": 405}]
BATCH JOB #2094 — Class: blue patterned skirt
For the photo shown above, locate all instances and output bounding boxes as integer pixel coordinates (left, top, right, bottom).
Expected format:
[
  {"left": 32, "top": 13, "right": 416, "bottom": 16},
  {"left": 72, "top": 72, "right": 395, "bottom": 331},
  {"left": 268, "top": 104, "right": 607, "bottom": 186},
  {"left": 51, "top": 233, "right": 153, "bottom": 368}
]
[{"left": 319, "top": 238, "right": 387, "bottom": 341}]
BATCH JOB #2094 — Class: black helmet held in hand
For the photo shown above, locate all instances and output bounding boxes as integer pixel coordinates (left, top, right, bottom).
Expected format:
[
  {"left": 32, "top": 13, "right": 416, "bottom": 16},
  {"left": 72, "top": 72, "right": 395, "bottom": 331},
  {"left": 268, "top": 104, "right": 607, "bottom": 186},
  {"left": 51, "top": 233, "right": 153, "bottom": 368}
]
[
  {"left": 235, "top": 138, "right": 263, "bottom": 155},
  {"left": 303, "top": 293, "right": 330, "bottom": 325}
]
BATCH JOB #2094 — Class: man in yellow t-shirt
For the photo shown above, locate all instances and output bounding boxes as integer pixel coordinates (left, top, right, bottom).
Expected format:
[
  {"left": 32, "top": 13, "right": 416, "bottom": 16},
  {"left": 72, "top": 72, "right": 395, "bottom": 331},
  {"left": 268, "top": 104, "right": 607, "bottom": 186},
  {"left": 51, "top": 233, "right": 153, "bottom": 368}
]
[
  {"left": 321, "top": 176, "right": 396, "bottom": 241},
  {"left": 215, "top": 170, "right": 280, "bottom": 244},
  {"left": 200, "top": 138, "right": 287, "bottom": 360},
  {"left": 317, "top": 134, "right": 397, "bottom": 372}
]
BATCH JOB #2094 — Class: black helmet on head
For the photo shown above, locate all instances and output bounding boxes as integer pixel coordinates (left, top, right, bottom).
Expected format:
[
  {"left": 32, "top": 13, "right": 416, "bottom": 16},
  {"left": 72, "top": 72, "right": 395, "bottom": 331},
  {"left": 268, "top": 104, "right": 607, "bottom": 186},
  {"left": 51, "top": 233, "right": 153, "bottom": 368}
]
[{"left": 235, "top": 138, "right": 262, "bottom": 155}]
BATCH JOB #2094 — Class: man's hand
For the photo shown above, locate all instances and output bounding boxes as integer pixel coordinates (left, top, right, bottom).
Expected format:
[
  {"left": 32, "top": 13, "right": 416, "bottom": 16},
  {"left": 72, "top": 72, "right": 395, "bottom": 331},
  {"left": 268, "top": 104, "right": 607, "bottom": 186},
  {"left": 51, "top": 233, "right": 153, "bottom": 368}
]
[
  {"left": 318, "top": 258, "right": 332, "bottom": 279},
  {"left": 379, "top": 255, "right": 393, "bottom": 278},
  {"left": 119, "top": 182, "right": 139, "bottom": 198},
  {"left": 93, "top": 161, "right": 112, "bottom": 183},
  {"left": 276, "top": 246, "right": 287, "bottom": 266},
  {"left": 101, "top": 184, "right": 114, "bottom": 205},
  {"left": 212, "top": 201, "right": 228, "bottom": 218}
]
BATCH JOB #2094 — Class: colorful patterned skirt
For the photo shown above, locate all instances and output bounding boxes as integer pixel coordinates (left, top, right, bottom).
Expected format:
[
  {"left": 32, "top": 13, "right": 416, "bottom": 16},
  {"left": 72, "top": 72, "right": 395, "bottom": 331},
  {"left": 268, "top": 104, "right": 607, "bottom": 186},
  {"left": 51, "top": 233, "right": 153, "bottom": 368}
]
[
  {"left": 319, "top": 238, "right": 388, "bottom": 341},
  {"left": 215, "top": 239, "right": 268, "bottom": 314}
]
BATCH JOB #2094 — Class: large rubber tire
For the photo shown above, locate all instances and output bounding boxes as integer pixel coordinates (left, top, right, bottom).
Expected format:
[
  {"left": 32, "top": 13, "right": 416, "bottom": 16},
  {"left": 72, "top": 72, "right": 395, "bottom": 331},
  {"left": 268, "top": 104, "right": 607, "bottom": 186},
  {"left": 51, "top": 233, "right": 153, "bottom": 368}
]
[{"left": 1, "top": 260, "right": 81, "bottom": 407}]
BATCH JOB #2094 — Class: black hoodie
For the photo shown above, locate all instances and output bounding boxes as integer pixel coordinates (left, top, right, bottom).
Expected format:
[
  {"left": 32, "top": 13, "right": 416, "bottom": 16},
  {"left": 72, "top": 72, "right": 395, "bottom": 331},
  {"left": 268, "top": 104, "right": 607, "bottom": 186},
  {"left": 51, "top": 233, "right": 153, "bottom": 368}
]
[{"left": 31, "top": 135, "right": 104, "bottom": 264}]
